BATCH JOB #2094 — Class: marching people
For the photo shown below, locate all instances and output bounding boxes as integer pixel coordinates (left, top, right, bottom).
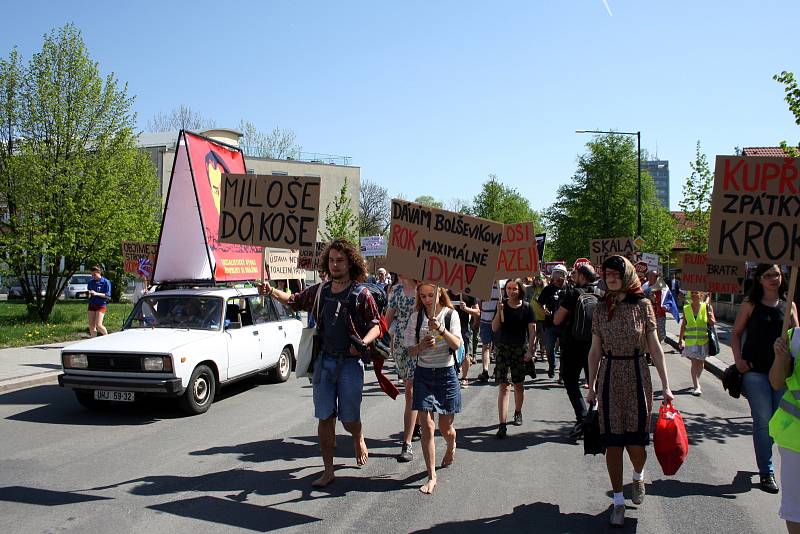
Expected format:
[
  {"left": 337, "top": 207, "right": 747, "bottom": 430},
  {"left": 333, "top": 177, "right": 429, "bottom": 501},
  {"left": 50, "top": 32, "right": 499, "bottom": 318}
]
[
  {"left": 385, "top": 274, "right": 420, "bottom": 462},
  {"left": 527, "top": 273, "right": 548, "bottom": 360},
  {"left": 539, "top": 265, "right": 568, "bottom": 378},
  {"left": 492, "top": 278, "right": 536, "bottom": 438},
  {"left": 553, "top": 263, "right": 600, "bottom": 439},
  {"left": 643, "top": 270, "right": 669, "bottom": 346},
  {"left": 87, "top": 265, "right": 111, "bottom": 337},
  {"left": 446, "top": 288, "right": 480, "bottom": 388},
  {"left": 770, "top": 327, "right": 800, "bottom": 532},
  {"left": 261, "top": 239, "right": 382, "bottom": 488},
  {"left": 678, "top": 291, "right": 716, "bottom": 396},
  {"left": 731, "top": 264, "right": 798, "bottom": 493},
  {"left": 586, "top": 255, "right": 674, "bottom": 527},
  {"left": 477, "top": 281, "right": 502, "bottom": 382},
  {"left": 403, "top": 283, "right": 463, "bottom": 494}
]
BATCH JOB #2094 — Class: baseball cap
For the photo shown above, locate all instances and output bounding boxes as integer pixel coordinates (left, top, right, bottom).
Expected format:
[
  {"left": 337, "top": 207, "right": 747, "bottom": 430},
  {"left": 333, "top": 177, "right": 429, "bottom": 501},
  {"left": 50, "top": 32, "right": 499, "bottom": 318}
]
[{"left": 551, "top": 264, "right": 568, "bottom": 277}]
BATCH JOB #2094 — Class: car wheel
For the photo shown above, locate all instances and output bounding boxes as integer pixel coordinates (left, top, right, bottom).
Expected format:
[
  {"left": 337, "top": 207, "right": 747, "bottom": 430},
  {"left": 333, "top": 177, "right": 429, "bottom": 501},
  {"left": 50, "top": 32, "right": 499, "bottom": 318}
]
[
  {"left": 268, "top": 346, "right": 293, "bottom": 383},
  {"left": 74, "top": 390, "right": 101, "bottom": 410},
  {"left": 179, "top": 364, "right": 216, "bottom": 415}
]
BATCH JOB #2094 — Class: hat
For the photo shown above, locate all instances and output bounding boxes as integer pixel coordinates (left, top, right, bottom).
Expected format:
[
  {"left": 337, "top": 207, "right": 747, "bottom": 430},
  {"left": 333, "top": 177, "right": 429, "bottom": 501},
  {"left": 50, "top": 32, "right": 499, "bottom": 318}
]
[
  {"left": 576, "top": 263, "right": 598, "bottom": 282},
  {"left": 551, "top": 264, "right": 568, "bottom": 276}
]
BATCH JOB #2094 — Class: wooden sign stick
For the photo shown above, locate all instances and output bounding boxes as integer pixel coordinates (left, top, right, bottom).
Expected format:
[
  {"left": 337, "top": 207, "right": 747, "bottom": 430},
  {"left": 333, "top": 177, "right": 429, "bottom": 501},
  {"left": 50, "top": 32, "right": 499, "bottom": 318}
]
[
  {"left": 782, "top": 266, "right": 798, "bottom": 334},
  {"left": 261, "top": 247, "right": 268, "bottom": 305},
  {"left": 498, "top": 281, "right": 505, "bottom": 323}
]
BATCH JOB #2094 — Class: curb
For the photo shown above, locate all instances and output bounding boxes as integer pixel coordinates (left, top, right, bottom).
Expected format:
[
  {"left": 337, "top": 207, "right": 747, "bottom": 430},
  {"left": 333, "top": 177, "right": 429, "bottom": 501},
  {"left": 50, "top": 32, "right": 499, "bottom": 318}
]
[
  {"left": 664, "top": 335, "right": 726, "bottom": 380},
  {"left": 0, "top": 371, "right": 60, "bottom": 394}
]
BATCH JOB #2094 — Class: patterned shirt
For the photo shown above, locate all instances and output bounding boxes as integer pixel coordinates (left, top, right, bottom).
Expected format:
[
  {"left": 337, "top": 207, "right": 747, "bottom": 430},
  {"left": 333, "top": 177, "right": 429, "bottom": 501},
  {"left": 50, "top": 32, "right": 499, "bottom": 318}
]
[
  {"left": 288, "top": 282, "right": 380, "bottom": 340},
  {"left": 387, "top": 284, "right": 416, "bottom": 347}
]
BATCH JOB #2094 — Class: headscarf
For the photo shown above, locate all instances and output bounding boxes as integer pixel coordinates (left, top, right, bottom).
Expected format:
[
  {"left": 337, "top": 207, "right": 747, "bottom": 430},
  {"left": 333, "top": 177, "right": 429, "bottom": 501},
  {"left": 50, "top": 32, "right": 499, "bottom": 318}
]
[{"left": 602, "top": 255, "right": 644, "bottom": 319}]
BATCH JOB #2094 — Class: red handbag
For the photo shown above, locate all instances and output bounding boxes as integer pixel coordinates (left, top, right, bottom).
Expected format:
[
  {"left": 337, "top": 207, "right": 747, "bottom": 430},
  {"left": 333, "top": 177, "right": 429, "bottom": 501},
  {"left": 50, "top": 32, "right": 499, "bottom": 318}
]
[{"left": 653, "top": 401, "right": 689, "bottom": 476}]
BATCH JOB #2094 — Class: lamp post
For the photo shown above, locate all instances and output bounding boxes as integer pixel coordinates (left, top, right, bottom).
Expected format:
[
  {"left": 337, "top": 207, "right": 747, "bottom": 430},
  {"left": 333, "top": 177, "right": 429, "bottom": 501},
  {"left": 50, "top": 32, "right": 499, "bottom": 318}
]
[{"left": 576, "top": 129, "right": 642, "bottom": 237}]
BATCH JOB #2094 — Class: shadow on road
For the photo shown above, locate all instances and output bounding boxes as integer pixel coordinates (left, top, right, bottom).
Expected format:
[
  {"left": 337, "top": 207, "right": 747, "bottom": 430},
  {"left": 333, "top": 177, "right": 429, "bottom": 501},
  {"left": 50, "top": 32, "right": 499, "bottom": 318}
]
[
  {"left": 455, "top": 422, "right": 578, "bottom": 453},
  {"left": 679, "top": 410, "right": 752, "bottom": 446},
  {"left": 0, "top": 486, "right": 111, "bottom": 506},
  {"left": 413, "top": 501, "right": 638, "bottom": 533},
  {"left": 645, "top": 470, "right": 756, "bottom": 499}
]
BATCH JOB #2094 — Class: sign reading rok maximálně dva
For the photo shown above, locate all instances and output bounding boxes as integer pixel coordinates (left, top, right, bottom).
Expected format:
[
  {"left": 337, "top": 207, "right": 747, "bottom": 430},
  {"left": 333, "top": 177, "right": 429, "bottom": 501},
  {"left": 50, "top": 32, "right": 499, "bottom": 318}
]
[{"left": 709, "top": 155, "right": 800, "bottom": 265}]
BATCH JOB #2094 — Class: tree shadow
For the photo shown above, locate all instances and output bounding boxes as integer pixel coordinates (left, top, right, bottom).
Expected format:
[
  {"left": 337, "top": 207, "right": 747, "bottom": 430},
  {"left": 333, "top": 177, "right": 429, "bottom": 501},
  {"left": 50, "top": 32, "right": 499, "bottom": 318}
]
[
  {"left": 679, "top": 410, "right": 752, "bottom": 446},
  {"left": 413, "top": 501, "right": 637, "bottom": 533}
]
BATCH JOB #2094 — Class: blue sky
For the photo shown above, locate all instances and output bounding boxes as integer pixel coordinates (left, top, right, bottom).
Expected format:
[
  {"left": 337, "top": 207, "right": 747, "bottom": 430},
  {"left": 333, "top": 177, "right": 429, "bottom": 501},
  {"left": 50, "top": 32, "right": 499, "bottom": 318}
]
[{"left": 4, "top": 1, "right": 799, "bottom": 213}]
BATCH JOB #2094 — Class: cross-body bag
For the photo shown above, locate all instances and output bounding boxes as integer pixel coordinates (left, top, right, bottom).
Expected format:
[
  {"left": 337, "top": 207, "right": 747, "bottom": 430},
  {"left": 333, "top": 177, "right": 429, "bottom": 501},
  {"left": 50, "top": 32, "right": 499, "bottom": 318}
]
[{"left": 296, "top": 283, "right": 324, "bottom": 379}]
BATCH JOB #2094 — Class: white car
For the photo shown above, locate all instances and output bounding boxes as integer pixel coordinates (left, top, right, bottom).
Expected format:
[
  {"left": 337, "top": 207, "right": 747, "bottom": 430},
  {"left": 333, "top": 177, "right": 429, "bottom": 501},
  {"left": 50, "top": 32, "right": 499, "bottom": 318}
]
[
  {"left": 58, "top": 286, "right": 302, "bottom": 415},
  {"left": 64, "top": 274, "right": 92, "bottom": 299}
]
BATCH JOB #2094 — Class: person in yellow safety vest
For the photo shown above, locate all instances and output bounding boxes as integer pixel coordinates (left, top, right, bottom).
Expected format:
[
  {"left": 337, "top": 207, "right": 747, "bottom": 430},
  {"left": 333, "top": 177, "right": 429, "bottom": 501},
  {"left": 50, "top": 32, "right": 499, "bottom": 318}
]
[
  {"left": 678, "top": 291, "right": 716, "bottom": 396},
  {"left": 770, "top": 327, "right": 800, "bottom": 533}
]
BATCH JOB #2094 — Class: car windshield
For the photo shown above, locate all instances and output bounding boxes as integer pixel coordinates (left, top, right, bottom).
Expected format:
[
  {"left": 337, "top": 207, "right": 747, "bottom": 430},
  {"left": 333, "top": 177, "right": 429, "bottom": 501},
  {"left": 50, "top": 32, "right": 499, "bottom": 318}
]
[
  {"left": 125, "top": 295, "right": 223, "bottom": 331},
  {"left": 70, "top": 275, "right": 92, "bottom": 285}
]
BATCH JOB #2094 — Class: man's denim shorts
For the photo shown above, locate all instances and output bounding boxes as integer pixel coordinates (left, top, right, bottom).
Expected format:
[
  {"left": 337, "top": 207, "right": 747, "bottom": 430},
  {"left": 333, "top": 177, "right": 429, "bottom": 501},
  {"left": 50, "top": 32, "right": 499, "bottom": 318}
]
[
  {"left": 479, "top": 321, "right": 494, "bottom": 345},
  {"left": 312, "top": 353, "right": 364, "bottom": 423}
]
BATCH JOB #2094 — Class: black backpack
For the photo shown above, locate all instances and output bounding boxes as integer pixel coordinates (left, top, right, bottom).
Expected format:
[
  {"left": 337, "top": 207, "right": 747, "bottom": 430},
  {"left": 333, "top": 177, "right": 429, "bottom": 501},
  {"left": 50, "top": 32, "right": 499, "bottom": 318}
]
[
  {"left": 354, "top": 282, "right": 388, "bottom": 315},
  {"left": 572, "top": 286, "right": 598, "bottom": 341}
]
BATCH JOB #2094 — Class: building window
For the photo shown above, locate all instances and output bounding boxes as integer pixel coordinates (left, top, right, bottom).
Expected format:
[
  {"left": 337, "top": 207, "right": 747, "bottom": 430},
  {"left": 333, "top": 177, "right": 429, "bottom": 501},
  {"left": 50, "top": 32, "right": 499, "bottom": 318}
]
[{"left": 271, "top": 171, "right": 288, "bottom": 176}]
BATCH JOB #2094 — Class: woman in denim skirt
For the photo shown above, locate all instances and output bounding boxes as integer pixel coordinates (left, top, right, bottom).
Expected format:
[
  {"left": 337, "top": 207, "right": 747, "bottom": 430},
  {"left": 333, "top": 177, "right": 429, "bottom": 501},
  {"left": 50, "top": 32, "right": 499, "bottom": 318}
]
[{"left": 404, "top": 283, "right": 463, "bottom": 494}]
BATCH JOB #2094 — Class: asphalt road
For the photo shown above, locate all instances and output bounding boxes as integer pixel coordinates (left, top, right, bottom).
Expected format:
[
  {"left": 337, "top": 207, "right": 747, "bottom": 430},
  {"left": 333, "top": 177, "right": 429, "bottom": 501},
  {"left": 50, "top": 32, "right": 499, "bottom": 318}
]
[{"left": 0, "top": 346, "right": 788, "bottom": 534}]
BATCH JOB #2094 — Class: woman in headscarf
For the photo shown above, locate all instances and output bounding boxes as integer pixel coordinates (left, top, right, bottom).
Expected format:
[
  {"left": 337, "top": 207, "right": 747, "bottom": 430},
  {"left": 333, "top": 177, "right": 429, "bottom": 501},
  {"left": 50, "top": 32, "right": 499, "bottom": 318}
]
[{"left": 586, "top": 255, "right": 674, "bottom": 528}]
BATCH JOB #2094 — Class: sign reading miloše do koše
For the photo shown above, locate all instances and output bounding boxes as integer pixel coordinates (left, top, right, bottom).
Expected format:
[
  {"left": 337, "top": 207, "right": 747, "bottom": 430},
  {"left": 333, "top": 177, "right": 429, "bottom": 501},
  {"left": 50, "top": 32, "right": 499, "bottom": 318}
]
[{"left": 387, "top": 199, "right": 503, "bottom": 300}]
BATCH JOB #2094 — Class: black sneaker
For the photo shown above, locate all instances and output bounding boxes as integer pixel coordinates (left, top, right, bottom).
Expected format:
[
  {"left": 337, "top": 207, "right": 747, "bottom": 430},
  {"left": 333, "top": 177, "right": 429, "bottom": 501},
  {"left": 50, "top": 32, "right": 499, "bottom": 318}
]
[
  {"left": 760, "top": 474, "right": 779, "bottom": 494},
  {"left": 496, "top": 423, "right": 507, "bottom": 439},
  {"left": 397, "top": 442, "right": 413, "bottom": 463},
  {"left": 548, "top": 367, "right": 555, "bottom": 379},
  {"left": 513, "top": 411, "right": 523, "bottom": 426},
  {"left": 478, "top": 370, "right": 490, "bottom": 382},
  {"left": 412, "top": 424, "right": 422, "bottom": 442}
]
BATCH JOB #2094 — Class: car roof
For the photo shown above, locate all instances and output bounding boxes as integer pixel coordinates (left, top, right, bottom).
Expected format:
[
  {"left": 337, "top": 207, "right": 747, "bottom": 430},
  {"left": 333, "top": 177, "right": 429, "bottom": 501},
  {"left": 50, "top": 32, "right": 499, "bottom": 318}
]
[{"left": 148, "top": 287, "right": 259, "bottom": 298}]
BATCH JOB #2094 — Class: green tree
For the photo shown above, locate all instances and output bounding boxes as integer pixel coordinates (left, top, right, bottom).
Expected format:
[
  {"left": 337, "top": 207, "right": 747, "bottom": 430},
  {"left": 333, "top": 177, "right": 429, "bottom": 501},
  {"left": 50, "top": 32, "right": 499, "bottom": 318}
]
[
  {"left": 413, "top": 195, "right": 444, "bottom": 209},
  {"left": 471, "top": 174, "right": 541, "bottom": 226},
  {"left": 0, "top": 24, "right": 161, "bottom": 320},
  {"left": 321, "top": 176, "right": 359, "bottom": 244},
  {"left": 774, "top": 71, "right": 800, "bottom": 156},
  {"left": 677, "top": 141, "right": 713, "bottom": 252},
  {"left": 544, "top": 133, "right": 676, "bottom": 263}
]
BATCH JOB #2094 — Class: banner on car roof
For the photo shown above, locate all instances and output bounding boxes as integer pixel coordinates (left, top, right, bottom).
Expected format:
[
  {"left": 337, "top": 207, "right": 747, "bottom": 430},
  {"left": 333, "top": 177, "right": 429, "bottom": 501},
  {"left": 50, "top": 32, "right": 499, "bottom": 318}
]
[{"left": 152, "top": 131, "right": 263, "bottom": 283}]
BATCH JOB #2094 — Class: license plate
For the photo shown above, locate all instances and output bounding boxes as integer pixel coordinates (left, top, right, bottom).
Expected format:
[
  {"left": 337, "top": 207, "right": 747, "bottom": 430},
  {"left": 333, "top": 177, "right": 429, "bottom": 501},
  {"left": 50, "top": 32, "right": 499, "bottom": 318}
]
[{"left": 93, "top": 390, "right": 135, "bottom": 402}]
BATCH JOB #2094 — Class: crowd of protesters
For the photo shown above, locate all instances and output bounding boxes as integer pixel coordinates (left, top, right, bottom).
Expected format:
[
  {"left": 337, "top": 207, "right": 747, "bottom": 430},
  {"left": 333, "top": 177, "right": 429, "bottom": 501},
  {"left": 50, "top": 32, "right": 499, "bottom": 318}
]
[{"left": 259, "top": 239, "right": 799, "bottom": 530}]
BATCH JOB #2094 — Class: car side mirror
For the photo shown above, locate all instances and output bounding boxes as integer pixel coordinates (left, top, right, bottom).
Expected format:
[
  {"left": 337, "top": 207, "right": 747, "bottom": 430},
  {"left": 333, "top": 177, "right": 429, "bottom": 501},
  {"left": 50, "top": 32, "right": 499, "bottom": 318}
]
[{"left": 225, "top": 320, "right": 241, "bottom": 330}]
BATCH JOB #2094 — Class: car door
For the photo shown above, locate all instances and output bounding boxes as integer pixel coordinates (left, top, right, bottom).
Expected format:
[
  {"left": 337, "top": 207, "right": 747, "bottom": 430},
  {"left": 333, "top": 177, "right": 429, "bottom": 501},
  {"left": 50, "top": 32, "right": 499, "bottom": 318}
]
[
  {"left": 225, "top": 297, "right": 264, "bottom": 378},
  {"left": 247, "top": 296, "right": 285, "bottom": 370}
]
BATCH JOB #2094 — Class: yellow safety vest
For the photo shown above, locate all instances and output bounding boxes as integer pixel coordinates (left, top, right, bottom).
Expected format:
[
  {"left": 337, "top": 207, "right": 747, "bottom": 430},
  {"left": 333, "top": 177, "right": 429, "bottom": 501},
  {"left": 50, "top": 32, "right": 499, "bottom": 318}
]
[
  {"left": 683, "top": 302, "right": 707, "bottom": 347},
  {"left": 769, "top": 327, "right": 800, "bottom": 453}
]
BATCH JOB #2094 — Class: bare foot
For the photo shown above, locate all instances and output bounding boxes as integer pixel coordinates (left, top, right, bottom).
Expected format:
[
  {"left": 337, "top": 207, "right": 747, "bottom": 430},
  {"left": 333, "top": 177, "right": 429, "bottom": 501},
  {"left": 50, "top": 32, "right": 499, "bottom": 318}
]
[
  {"left": 311, "top": 471, "right": 335, "bottom": 488},
  {"left": 441, "top": 445, "right": 456, "bottom": 467},
  {"left": 354, "top": 436, "right": 369, "bottom": 466},
  {"left": 419, "top": 477, "right": 437, "bottom": 494}
]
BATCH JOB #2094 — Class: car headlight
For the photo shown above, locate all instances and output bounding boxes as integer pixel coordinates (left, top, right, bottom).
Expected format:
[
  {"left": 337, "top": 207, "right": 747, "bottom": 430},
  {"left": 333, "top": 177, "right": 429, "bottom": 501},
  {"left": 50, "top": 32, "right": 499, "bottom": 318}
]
[
  {"left": 64, "top": 353, "right": 88, "bottom": 369},
  {"left": 142, "top": 356, "right": 172, "bottom": 372}
]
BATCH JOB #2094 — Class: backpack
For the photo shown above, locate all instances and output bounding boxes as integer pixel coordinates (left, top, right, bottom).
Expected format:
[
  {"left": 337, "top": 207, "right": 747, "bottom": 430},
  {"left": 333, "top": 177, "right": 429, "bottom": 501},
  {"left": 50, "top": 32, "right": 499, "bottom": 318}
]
[
  {"left": 572, "top": 286, "right": 598, "bottom": 341},
  {"left": 415, "top": 309, "right": 465, "bottom": 371},
  {"left": 356, "top": 282, "right": 388, "bottom": 315}
]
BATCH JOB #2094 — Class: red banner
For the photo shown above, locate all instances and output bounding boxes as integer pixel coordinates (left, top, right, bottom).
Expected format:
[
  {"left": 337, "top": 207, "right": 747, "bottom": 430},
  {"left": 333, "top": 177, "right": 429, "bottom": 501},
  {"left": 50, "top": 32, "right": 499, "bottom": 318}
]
[{"left": 185, "top": 132, "right": 262, "bottom": 281}]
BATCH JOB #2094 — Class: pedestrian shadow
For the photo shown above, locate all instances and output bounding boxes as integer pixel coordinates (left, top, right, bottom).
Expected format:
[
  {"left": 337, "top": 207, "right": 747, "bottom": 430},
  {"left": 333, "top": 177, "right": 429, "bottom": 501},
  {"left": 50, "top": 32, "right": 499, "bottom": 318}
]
[
  {"left": 455, "top": 422, "right": 577, "bottom": 453},
  {"left": 413, "top": 501, "right": 637, "bottom": 533},
  {"left": 641, "top": 470, "right": 755, "bottom": 499},
  {"left": 679, "top": 410, "right": 752, "bottom": 445}
]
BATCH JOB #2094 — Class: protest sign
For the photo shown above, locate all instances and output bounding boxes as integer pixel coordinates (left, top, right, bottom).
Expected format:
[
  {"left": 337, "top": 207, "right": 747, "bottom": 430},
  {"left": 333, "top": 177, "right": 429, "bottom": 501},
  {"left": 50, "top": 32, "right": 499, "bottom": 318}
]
[
  {"left": 497, "top": 222, "right": 539, "bottom": 278},
  {"left": 709, "top": 155, "right": 800, "bottom": 265},
  {"left": 536, "top": 233, "right": 546, "bottom": 269},
  {"left": 267, "top": 249, "right": 305, "bottom": 280},
  {"left": 360, "top": 236, "right": 388, "bottom": 257},
  {"left": 387, "top": 199, "right": 503, "bottom": 300},
  {"left": 218, "top": 174, "right": 321, "bottom": 250},
  {"left": 679, "top": 253, "right": 745, "bottom": 294},
  {"left": 590, "top": 237, "right": 639, "bottom": 266},
  {"left": 122, "top": 242, "right": 158, "bottom": 279},
  {"left": 298, "top": 241, "right": 326, "bottom": 271}
]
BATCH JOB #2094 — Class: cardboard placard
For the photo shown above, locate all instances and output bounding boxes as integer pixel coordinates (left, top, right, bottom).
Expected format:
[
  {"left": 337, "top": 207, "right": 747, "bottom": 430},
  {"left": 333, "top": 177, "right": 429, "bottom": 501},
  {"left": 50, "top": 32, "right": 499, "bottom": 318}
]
[
  {"left": 298, "top": 241, "right": 326, "bottom": 271},
  {"left": 267, "top": 249, "right": 305, "bottom": 280},
  {"left": 642, "top": 252, "right": 660, "bottom": 270},
  {"left": 360, "top": 236, "right": 388, "bottom": 257},
  {"left": 679, "top": 252, "right": 745, "bottom": 294},
  {"left": 497, "top": 222, "right": 539, "bottom": 278},
  {"left": 387, "top": 199, "right": 503, "bottom": 300},
  {"left": 121, "top": 242, "right": 158, "bottom": 279},
  {"left": 590, "top": 237, "right": 640, "bottom": 267},
  {"left": 218, "top": 174, "right": 321, "bottom": 249},
  {"left": 709, "top": 155, "right": 800, "bottom": 265}
]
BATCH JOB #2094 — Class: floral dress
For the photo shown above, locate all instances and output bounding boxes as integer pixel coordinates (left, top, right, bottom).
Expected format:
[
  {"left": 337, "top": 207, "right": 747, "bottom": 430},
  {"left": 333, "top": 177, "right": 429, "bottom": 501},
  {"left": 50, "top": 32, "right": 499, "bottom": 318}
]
[{"left": 388, "top": 284, "right": 417, "bottom": 380}]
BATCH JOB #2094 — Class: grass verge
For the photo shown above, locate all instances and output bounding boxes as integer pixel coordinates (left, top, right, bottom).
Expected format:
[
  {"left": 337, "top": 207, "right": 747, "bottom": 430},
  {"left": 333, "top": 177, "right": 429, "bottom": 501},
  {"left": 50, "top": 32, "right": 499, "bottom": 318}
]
[{"left": 0, "top": 301, "right": 133, "bottom": 348}]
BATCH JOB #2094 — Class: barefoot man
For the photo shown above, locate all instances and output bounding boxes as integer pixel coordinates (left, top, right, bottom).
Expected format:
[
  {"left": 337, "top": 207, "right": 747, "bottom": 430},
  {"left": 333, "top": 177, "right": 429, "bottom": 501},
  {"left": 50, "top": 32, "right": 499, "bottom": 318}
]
[{"left": 261, "top": 239, "right": 381, "bottom": 487}]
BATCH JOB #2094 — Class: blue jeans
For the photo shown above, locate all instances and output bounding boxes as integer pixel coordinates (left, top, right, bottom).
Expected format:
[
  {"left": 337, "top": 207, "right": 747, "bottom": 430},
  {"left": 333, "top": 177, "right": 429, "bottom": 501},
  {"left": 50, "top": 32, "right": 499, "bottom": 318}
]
[
  {"left": 543, "top": 326, "right": 561, "bottom": 371},
  {"left": 312, "top": 353, "right": 365, "bottom": 423},
  {"left": 742, "top": 371, "right": 785, "bottom": 475}
]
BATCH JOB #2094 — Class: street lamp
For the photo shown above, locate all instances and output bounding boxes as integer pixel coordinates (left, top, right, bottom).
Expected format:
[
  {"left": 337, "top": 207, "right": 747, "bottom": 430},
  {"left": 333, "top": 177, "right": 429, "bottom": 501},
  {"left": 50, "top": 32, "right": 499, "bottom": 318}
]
[{"left": 576, "top": 129, "right": 642, "bottom": 237}]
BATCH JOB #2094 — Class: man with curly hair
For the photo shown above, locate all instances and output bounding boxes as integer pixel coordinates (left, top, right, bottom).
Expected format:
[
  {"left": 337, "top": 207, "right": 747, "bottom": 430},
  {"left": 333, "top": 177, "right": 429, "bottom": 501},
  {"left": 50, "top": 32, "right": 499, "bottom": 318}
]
[{"left": 262, "top": 239, "right": 382, "bottom": 488}]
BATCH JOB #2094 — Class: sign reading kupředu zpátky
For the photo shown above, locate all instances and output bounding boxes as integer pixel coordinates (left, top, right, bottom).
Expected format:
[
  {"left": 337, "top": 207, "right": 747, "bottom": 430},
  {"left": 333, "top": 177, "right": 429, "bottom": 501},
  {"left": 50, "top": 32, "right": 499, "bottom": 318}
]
[
  {"left": 709, "top": 155, "right": 800, "bottom": 265},
  {"left": 387, "top": 199, "right": 503, "bottom": 300}
]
